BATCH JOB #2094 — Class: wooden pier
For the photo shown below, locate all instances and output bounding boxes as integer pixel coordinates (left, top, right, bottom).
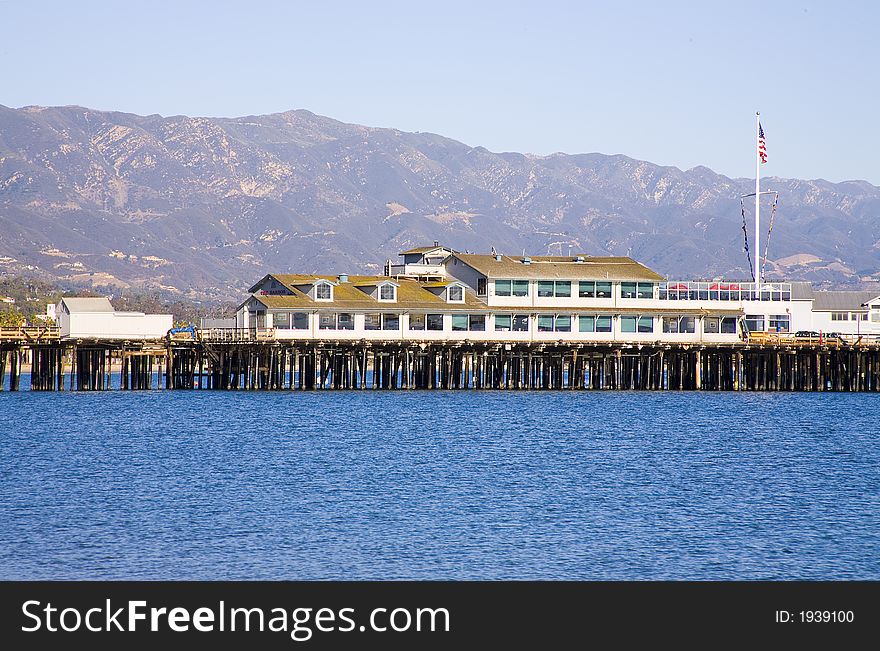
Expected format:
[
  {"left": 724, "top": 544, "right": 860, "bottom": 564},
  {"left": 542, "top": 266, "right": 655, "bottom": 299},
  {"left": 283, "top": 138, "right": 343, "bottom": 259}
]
[{"left": 3, "top": 327, "right": 880, "bottom": 392}]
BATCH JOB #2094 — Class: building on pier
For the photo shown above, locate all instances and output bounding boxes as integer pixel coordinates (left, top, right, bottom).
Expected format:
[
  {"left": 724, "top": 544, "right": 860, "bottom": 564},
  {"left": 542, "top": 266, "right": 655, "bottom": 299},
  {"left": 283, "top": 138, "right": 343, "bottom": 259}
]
[
  {"left": 57, "top": 297, "right": 173, "bottom": 340},
  {"left": 809, "top": 290, "right": 880, "bottom": 335},
  {"left": 234, "top": 245, "right": 880, "bottom": 344}
]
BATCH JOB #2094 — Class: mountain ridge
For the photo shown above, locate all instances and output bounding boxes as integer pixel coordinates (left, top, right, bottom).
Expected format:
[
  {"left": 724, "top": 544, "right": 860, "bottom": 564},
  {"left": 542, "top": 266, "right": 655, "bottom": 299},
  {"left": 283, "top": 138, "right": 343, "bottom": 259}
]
[{"left": 1, "top": 104, "right": 878, "bottom": 299}]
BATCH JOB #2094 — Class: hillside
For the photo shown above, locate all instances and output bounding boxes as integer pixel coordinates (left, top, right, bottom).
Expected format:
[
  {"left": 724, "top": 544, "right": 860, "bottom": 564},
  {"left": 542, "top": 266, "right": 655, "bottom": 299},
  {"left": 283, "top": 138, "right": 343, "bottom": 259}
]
[{"left": 1, "top": 104, "right": 878, "bottom": 299}]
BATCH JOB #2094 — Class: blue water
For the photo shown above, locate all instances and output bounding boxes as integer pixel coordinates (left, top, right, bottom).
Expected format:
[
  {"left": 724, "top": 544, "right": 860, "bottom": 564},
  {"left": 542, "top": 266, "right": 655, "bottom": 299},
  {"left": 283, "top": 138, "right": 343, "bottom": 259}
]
[{"left": 0, "top": 387, "right": 877, "bottom": 580}]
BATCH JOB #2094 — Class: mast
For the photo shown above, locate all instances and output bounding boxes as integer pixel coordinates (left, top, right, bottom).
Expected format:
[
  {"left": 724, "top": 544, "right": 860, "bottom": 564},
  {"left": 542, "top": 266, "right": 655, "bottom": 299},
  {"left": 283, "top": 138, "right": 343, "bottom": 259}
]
[{"left": 754, "top": 111, "right": 761, "bottom": 287}]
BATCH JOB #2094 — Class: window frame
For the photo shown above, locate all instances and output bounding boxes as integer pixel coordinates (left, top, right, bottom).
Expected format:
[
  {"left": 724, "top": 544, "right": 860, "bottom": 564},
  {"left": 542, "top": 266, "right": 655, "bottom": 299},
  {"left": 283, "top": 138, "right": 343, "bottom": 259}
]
[
  {"left": 314, "top": 281, "right": 333, "bottom": 301},
  {"left": 447, "top": 285, "right": 465, "bottom": 303},
  {"left": 378, "top": 283, "right": 397, "bottom": 302}
]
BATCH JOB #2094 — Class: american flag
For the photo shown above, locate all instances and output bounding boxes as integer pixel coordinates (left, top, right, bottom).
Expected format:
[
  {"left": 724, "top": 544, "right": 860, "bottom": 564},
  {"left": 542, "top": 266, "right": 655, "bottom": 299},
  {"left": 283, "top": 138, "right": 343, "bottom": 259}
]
[{"left": 758, "top": 123, "right": 767, "bottom": 164}]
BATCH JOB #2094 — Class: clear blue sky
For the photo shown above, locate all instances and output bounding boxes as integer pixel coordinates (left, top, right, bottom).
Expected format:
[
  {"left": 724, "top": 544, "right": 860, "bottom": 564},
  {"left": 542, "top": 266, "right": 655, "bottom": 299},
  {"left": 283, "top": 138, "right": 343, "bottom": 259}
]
[{"left": 2, "top": 0, "right": 877, "bottom": 184}]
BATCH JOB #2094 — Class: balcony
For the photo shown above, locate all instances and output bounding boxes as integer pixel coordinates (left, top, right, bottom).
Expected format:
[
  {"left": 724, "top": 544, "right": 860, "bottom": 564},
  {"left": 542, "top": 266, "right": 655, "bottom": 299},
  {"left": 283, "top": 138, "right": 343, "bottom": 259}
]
[{"left": 659, "top": 281, "right": 792, "bottom": 302}]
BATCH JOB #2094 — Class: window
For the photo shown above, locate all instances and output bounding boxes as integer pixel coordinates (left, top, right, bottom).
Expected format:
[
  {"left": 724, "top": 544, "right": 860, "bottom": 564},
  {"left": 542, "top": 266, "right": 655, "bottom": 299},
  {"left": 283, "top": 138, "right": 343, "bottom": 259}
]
[
  {"left": 315, "top": 282, "right": 332, "bottom": 301},
  {"left": 273, "top": 312, "right": 291, "bottom": 329},
  {"left": 477, "top": 278, "right": 487, "bottom": 296},
  {"left": 292, "top": 313, "right": 309, "bottom": 330},
  {"left": 381, "top": 314, "right": 399, "bottom": 330},
  {"left": 537, "top": 281, "right": 554, "bottom": 298},
  {"left": 409, "top": 314, "right": 426, "bottom": 331},
  {"left": 512, "top": 314, "right": 529, "bottom": 331},
  {"left": 768, "top": 314, "right": 790, "bottom": 333},
  {"left": 495, "top": 280, "right": 512, "bottom": 296},
  {"left": 852, "top": 312, "right": 867, "bottom": 321},
  {"left": 365, "top": 314, "right": 381, "bottom": 330},
  {"left": 622, "top": 316, "right": 655, "bottom": 333},
  {"left": 744, "top": 314, "right": 765, "bottom": 333},
  {"left": 579, "top": 281, "right": 596, "bottom": 298},
  {"left": 427, "top": 314, "right": 444, "bottom": 331},
  {"left": 378, "top": 284, "right": 396, "bottom": 301},
  {"left": 448, "top": 285, "right": 464, "bottom": 302},
  {"left": 538, "top": 315, "right": 572, "bottom": 332},
  {"left": 513, "top": 280, "right": 529, "bottom": 297},
  {"left": 596, "top": 316, "right": 612, "bottom": 332},
  {"left": 537, "top": 280, "right": 571, "bottom": 297},
  {"left": 596, "top": 281, "right": 612, "bottom": 298},
  {"left": 318, "top": 313, "right": 336, "bottom": 330},
  {"left": 452, "top": 314, "right": 484, "bottom": 331},
  {"left": 621, "top": 282, "right": 654, "bottom": 299},
  {"left": 337, "top": 313, "right": 354, "bottom": 330},
  {"left": 831, "top": 312, "right": 848, "bottom": 321},
  {"left": 663, "top": 316, "right": 696, "bottom": 333},
  {"left": 703, "top": 317, "right": 719, "bottom": 334},
  {"left": 721, "top": 317, "right": 737, "bottom": 334},
  {"left": 493, "top": 314, "right": 527, "bottom": 331},
  {"left": 579, "top": 315, "right": 595, "bottom": 332}
]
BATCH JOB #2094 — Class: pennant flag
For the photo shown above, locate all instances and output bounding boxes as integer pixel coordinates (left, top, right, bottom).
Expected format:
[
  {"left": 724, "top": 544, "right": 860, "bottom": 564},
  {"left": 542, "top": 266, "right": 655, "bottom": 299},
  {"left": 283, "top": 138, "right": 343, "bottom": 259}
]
[{"left": 758, "top": 123, "right": 768, "bottom": 164}]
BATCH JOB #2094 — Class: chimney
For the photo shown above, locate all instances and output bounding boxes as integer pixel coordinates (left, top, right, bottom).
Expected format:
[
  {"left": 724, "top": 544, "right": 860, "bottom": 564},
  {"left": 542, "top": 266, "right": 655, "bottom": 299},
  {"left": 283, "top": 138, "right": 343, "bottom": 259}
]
[
  {"left": 575, "top": 255, "right": 585, "bottom": 262},
  {"left": 433, "top": 240, "right": 439, "bottom": 247},
  {"left": 338, "top": 273, "right": 349, "bottom": 283},
  {"left": 521, "top": 257, "right": 532, "bottom": 265},
  {"left": 495, "top": 254, "right": 502, "bottom": 262}
]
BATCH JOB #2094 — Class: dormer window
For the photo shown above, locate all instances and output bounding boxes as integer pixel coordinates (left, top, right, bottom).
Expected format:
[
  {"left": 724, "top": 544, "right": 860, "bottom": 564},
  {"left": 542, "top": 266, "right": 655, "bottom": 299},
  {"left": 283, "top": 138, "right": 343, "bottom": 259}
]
[
  {"left": 378, "top": 283, "right": 397, "bottom": 302},
  {"left": 447, "top": 285, "right": 464, "bottom": 303},
  {"left": 314, "top": 281, "right": 333, "bottom": 301}
]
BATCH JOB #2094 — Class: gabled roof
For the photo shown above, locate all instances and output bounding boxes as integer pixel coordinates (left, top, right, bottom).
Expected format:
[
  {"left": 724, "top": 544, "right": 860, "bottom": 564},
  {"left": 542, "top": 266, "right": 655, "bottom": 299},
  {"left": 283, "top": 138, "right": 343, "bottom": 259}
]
[
  {"left": 352, "top": 279, "right": 399, "bottom": 288},
  {"left": 450, "top": 254, "right": 665, "bottom": 281},
  {"left": 60, "top": 297, "right": 114, "bottom": 312},
  {"left": 399, "top": 245, "right": 457, "bottom": 255},
  {"left": 247, "top": 276, "right": 486, "bottom": 311},
  {"left": 812, "top": 291, "right": 879, "bottom": 311},
  {"left": 788, "top": 282, "right": 814, "bottom": 300},
  {"left": 420, "top": 280, "right": 465, "bottom": 288}
]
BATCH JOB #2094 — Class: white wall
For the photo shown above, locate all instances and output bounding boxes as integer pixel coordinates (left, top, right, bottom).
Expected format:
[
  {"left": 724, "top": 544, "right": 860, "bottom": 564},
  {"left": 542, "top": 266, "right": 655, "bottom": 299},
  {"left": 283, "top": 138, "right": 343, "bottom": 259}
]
[
  {"left": 811, "top": 311, "right": 878, "bottom": 335},
  {"left": 62, "top": 312, "right": 173, "bottom": 339},
  {"left": 260, "top": 309, "right": 742, "bottom": 344}
]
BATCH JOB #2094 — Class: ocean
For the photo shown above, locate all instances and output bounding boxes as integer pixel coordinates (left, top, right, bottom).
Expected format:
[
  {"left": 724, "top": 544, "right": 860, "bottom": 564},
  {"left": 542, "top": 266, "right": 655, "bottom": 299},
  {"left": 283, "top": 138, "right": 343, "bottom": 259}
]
[{"left": 1, "top": 387, "right": 877, "bottom": 579}]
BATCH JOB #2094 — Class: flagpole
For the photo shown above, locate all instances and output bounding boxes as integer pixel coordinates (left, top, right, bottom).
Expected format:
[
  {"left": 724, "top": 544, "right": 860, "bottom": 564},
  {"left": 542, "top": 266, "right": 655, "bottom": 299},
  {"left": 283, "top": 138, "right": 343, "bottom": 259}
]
[{"left": 755, "top": 111, "right": 761, "bottom": 288}]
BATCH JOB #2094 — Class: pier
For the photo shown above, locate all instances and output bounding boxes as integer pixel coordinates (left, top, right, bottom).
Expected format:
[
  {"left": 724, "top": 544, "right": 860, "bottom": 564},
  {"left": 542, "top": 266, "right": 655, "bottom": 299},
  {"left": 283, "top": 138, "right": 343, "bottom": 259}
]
[{"left": 3, "top": 327, "right": 880, "bottom": 392}]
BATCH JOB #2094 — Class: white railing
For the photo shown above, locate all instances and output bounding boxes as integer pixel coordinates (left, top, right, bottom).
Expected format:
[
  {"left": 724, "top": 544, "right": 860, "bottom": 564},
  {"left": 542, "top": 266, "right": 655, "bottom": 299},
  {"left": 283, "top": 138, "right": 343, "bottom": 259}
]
[{"left": 659, "top": 281, "right": 792, "bottom": 302}]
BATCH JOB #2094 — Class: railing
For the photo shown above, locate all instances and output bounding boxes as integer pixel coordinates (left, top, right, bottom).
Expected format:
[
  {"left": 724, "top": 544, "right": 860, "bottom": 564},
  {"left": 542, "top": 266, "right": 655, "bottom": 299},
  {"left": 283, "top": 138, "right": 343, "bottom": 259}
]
[
  {"left": 746, "top": 331, "right": 878, "bottom": 346},
  {"left": 197, "top": 327, "right": 276, "bottom": 343},
  {"left": 659, "top": 281, "right": 792, "bottom": 302},
  {"left": 0, "top": 325, "right": 60, "bottom": 341},
  {"left": 385, "top": 263, "right": 447, "bottom": 277}
]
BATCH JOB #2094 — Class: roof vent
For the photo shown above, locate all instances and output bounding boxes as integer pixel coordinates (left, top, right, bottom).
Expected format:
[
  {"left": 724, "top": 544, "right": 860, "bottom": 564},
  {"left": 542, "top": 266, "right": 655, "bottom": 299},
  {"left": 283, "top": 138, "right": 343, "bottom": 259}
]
[
  {"left": 338, "top": 273, "right": 349, "bottom": 283},
  {"left": 575, "top": 255, "right": 585, "bottom": 262},
  {"left": 495, "top": 254, "right": 502, "bottom": 262},
  {"left": 521, "top": 257, "right": 532, "bottom": 265},
  {"left": 433, "top": 240, "right": 439, "bottom": 247}
]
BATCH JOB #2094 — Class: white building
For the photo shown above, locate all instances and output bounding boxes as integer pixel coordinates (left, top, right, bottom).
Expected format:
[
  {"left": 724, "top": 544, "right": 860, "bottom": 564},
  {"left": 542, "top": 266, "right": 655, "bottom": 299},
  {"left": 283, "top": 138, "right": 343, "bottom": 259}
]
[
  {"left": 808, "top": 290, "right": 880, "bottom": 336},
  {"left": 56, "top": 297, "right": 173, "bottom": 340},
  {"left": 233, "top": 245, "right": 880, "bottom": 344}
]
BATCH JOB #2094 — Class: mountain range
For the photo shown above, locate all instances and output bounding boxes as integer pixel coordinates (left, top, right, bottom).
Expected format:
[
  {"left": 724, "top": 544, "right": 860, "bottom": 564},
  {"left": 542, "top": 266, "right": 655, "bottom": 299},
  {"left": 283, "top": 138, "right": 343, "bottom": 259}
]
[{"left": 1, "top": 104, "right": 878, "bottom": 300}]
